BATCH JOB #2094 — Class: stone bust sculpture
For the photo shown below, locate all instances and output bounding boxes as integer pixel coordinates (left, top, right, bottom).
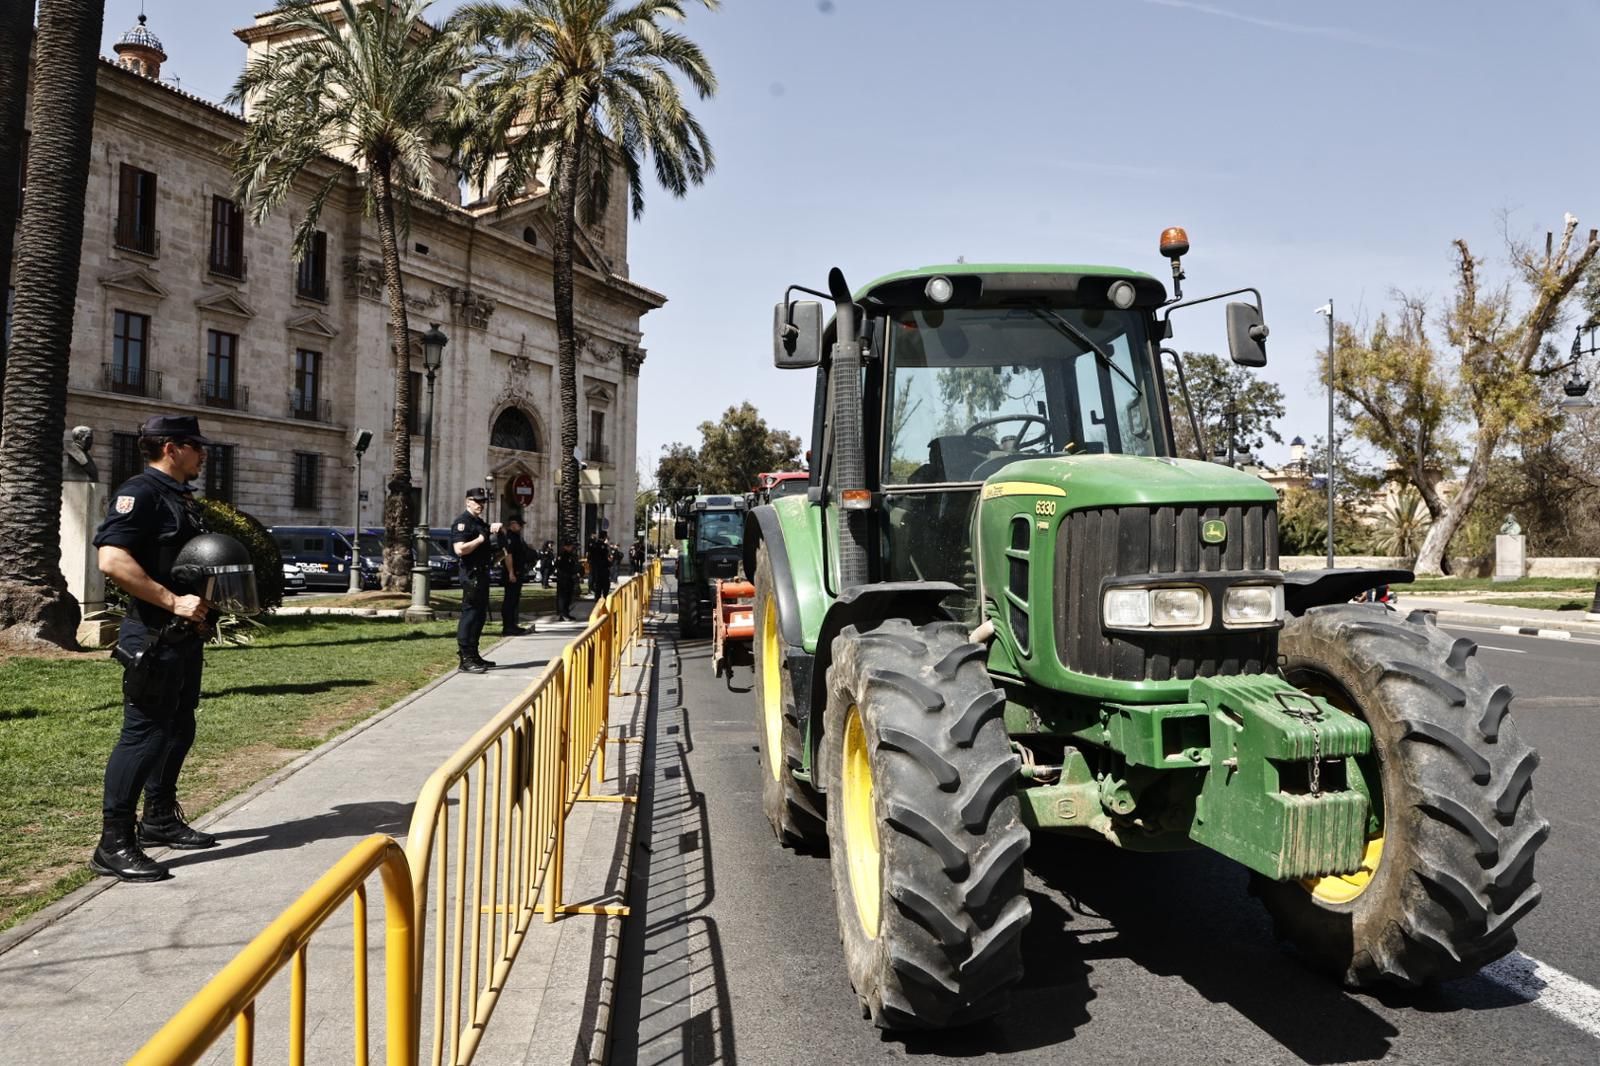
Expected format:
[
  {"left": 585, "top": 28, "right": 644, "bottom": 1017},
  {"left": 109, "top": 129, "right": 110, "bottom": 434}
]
[
  {"left": 1499, "top": 513, "right": 1522, "bottom": 537},
  {"left": 63, "top": 425, "right": 98, "bottom": 482}
]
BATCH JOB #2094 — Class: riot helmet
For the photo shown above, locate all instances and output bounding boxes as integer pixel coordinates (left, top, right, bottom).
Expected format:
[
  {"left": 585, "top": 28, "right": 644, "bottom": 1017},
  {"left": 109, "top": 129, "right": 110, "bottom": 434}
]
[{"left": 171, "top": 532, "right": 261, "bottom": 616}]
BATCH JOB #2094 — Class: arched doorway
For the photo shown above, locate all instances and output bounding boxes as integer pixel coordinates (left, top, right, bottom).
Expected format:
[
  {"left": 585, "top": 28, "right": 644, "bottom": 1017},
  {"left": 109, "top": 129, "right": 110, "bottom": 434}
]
[{"left": 488, "top": 406, "right": 544, "bottom": 527}]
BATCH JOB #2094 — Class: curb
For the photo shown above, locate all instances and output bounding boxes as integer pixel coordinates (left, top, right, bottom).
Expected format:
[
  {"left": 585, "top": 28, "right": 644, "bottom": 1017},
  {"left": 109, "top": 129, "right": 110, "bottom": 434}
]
[
  {"left": 1498, "top": 625, "right": 1573, "bottom": 641},
  {"left": 0, "top": 630, "right": 516, "bottom": 960},
  {"left": 585, "top": 629, "right": 657, "bottom": 1066},
  {"left": 1422, "top": 606, "right": 1600, "bottom": 638}
]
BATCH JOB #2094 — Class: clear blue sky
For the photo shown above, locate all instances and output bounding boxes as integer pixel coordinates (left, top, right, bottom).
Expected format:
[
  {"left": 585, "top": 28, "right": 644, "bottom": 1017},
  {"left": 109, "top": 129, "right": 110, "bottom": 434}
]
[{"left": 101, "top": 0, "right": 1600, "bottom": 476}]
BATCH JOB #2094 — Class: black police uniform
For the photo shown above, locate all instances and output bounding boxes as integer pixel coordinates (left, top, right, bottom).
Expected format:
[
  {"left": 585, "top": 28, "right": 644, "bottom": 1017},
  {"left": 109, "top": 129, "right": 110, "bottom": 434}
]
[
  {"left": 451, "top": 507, "right": 494, "bottom": 665},
  {"left": 92, "top": 463, "right": 216, "bottom": 871},
  {"left": 498, "top": 526, "right": 535, "bottom": 634}
]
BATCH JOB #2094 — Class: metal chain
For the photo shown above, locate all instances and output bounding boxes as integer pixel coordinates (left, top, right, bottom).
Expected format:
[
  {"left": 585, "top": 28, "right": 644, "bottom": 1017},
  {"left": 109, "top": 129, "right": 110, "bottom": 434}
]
[{"left": 1276, "top": 693, "right": 1325, "bottom": 795}]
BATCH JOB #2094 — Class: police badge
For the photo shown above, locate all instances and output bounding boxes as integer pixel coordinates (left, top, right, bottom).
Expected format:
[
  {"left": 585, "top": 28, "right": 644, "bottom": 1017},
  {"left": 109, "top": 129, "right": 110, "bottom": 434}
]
[{"left": 115, "top": 495, "right": 136, "bottom": 514}]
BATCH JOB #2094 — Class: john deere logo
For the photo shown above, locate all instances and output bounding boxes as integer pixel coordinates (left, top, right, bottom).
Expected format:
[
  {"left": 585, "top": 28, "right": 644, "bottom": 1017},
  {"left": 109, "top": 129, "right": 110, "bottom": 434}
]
[{"left": 1201, "top": 519, "right": 1228, "bottom": 545}]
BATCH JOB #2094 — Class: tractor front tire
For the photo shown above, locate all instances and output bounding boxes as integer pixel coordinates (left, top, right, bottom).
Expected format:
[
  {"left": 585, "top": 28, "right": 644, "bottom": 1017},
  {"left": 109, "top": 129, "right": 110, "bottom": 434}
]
[
  {"left": 823, "top": 618, "right": 1030, "bottom": 1029},
  {"left": 1255, "top": 604, "right": 1549, "bottom": 987},
  {"left": 753, "top": 543, "right": 826, "bottom": 850}
]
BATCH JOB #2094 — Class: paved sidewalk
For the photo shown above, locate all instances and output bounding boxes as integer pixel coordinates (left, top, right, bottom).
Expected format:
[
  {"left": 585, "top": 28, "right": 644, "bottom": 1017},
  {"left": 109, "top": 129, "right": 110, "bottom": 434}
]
[{"left": 0, "top": 594, "right": 657, "bottom": 1066}]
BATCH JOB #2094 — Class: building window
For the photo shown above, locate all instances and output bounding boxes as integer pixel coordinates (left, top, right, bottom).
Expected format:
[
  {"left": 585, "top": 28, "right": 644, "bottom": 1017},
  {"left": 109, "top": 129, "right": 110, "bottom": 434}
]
[
  {"left": 111, "top": 432, "right": 141, "bottom": 486},
  {"left": 406, "top": 370, "right": 423, "bottom": 435},
  {"left": 204, "top": 329, "right": 238, "bottom": 408},
  {"left": 588, "top": 410, "right": 606, "bottom": 464},
  {"left": 115, "top": 164, "right": 158, "bottom": 255},
  {"left": 491, "top": 408, "right": 539, "bottom": 452},
  {"left": 295, "top": 230, "right": 328, "bottom": 301},
  {"left": 204, "top": 444, "right": 235, "bottom": 503},
  {"left": 293, "top": 452, "right": 319, "bottom": 509},
  {"left": 208, "top": 196, "right": 245, "bottom": 278},
  {"left": 110, "top": 309, "right": 151, "bottom": 395},
  {"left": 292, "top": 348, "right": 322, "bottom": 420}
]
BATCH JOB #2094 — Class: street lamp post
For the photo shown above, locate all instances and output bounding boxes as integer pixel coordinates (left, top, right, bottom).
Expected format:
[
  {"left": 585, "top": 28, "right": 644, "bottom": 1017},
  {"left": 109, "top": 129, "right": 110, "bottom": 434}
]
[
  {"left": 1316, "top": 299, "right": 1336, "bottom": 567},
  {"left": 406, "top": 324, "right": 447, "bottom": 622},
  {"left": 1562, "top": 324, "right": 1600, "bottom": 620},
  {"left": 348, "top": 428, "right": 372, "bottom": 592}
]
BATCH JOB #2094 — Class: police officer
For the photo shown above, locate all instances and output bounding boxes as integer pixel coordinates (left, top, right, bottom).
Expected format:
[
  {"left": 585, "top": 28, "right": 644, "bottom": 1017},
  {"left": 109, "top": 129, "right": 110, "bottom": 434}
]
[
  {"left": 554, "top": 542, "right": 581, "bottom": 621},
  {"left": 90, "top": 414, "right": 219, "bottom": 882},
  {"left": 497, "top": 512, "right": 535, "bottom": 636},
  {"left": 451, "top": 487, "right": 496, "bottom": 673}
]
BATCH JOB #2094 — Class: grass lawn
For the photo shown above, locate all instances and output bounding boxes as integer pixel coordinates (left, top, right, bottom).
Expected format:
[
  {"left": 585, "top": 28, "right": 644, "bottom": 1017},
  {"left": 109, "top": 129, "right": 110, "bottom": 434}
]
[
  {"left": 0, "top": 615, "right": 462, "bottom": 931},
  {"left": 1401, "top": 577, "right": 1595, "bottom": 593},
  {"left": 307, "top": 587, "right": 559, "bottom": 614},
  {"left": 1471, "top": 596, "right": 1591, "bottom": 612}
]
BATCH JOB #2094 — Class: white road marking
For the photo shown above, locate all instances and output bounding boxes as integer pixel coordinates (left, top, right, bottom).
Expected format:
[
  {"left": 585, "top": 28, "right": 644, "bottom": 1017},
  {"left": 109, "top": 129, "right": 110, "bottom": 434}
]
[
  {"left": 1441, "top": 623, "right": 1600, "bottom": 647},
  {"left": 1482, "top": 951, "right": 1600, "bottom": 1040},
  {"left": 1477, "top": 645, "right": 1527, "bottom": 654}
]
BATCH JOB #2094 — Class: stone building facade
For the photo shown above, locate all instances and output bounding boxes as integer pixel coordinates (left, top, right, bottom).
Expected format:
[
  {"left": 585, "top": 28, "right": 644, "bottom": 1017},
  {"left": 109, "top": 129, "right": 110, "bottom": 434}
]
[{"left": 11, "top": 9, "right": 662, "bottom": 548}]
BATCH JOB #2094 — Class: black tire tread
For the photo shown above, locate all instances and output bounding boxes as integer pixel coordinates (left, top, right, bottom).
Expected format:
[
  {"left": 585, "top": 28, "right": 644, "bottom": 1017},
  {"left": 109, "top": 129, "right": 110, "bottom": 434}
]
[
  {"left": 824, "top": 617, "right": 1030, "bottom": 1030},
  {"left": 1258, "top": 603, "right": 1548, "bottom": 988}
]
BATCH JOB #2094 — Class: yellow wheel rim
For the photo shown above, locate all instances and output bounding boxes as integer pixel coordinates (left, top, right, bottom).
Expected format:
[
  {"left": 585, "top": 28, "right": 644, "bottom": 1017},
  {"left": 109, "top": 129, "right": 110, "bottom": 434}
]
[
  {"left": 1304, "top": 834, "right": 1384, "bottom": 904},
  {"left": 760, "top": 597, "right": 783, "bottom": 782},
  {"left": 841, "top": 705, "right": 881, "bottom": 938}
]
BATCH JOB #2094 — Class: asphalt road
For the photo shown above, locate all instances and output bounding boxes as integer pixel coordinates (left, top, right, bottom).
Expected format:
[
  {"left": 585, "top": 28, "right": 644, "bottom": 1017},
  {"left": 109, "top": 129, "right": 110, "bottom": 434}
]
[{"left": 610, "top": 587, "right": 1600, "bottom": 1065}]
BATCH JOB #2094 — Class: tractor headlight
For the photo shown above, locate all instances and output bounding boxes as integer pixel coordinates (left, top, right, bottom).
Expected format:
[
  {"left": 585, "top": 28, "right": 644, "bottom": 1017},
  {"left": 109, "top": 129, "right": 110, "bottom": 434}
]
[
  {"left": 1108, "top": 279, "right": 1138, "bottom": 309},
  {"left": 1102, "top": 586, "right": 1210, "bottom": 630},
  {"left": 1150, "top": 587, "right": 1207, "bottom": 627},
  {"left": 1223, "top": 584, "right": 1282, "bottom": 626},
  {"left": 1103, "top": 588, "right": 1152, "bottom": 628}
]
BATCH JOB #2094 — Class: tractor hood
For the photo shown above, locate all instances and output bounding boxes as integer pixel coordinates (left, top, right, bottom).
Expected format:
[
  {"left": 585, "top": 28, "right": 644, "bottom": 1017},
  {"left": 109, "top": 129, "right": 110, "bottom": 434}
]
[{"left": 981, "top": 454, "right": 1279, "bottom": 510}]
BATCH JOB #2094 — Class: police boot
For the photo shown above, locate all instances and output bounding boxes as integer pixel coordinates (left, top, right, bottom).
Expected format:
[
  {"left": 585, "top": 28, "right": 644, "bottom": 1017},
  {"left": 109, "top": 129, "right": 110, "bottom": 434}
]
[
  {"left": 140, "top": 799, "right": 218, "bottom": 849},
  {"left": 460, "top": 655, "right": 488, "bottom": 674},
  {"left": 473, "top": 655, "right": 497, "bottom": 668},
  {"left": 91, "top": 818, "right": 167, "bottom": 882}
]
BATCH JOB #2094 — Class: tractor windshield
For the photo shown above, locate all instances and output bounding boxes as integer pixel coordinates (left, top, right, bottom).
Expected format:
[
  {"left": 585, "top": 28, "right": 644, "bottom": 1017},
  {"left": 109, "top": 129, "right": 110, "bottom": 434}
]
[
  {"left": 695, "top": 511, "right": 744, "bottom": 551},
  {"left": 881, "top": 305, "right": 1164, "bottom": 486}
]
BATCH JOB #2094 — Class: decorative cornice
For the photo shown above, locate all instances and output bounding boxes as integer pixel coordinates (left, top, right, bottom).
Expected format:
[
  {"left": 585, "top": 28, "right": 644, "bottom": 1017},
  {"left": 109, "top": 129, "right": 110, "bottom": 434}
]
[
  {"left": 443, "top": 285, "right": 496, "bottom": 329},
  {"left": 195, "top": 290, "right": 256, "bottom": 319},
  {"left": 98, "top": 267, "right": 168, "bottom": 300},
  {"left": 622, "top": 346, "right": 646, "bottom": 376},
  {"left": 286, "top": 311, "right": 339, "bottom": 339}
]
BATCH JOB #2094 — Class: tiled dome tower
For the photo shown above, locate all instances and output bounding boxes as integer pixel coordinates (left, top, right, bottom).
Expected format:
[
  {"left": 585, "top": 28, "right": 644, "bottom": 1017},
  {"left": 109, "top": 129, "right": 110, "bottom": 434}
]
[{"left": 113, "top": 14, "right": 167, "bottom": 80}]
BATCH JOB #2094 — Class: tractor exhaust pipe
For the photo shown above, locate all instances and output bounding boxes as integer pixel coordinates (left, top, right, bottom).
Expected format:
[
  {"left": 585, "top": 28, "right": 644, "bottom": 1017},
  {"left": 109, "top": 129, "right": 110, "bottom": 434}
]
[{"left": 828, "top": 266, "right": 870, "bottom": 591}]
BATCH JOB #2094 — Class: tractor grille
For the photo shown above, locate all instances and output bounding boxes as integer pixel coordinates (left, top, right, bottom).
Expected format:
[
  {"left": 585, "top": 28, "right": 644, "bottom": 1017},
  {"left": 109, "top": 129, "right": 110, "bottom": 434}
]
[{"left": 1055, "top": 502, "right": 1279, "bottom": 681}]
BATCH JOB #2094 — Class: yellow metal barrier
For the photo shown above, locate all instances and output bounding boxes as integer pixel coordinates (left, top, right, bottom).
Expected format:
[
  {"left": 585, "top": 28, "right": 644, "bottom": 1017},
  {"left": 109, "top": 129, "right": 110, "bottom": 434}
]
[
  {"left": 133, "top": 565, "right": 661, "bottom": 1066},
  {"left": 403, "top": 568, "right": 654, "bottom": 1065},
  {"left": 127, "top": 835, "right": 417, "bottom": 1066}
]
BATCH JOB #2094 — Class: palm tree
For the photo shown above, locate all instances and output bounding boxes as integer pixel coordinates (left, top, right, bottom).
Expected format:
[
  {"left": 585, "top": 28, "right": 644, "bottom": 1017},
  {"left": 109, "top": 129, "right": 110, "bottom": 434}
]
[
  {"left": 453, "top": 0, "right": 717, "bottom": 550},
  {"left": 228, "top": 0, "right": 470, "bottom": 590},
  {"left": 0, "top": 3, "right": 35, "bottom": 425},
  {"left": 1373, "top": 485, "right": 1432, "bottom": 559},
  {"left": 0, "top": 0, "right": 105, "bottom": 647}
]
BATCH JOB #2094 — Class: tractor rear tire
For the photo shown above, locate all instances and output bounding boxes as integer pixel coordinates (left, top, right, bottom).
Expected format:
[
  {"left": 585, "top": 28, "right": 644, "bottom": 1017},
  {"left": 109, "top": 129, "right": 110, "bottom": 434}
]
[
  {"left": 1255, "top": 604, "right": 1549, "bottom": 987},
  {"left": 753, "top": 543, "right": 826, "bottom": 851},
  {"left": 823, "top": 618, "right": 1030, "bottom": 1029}
]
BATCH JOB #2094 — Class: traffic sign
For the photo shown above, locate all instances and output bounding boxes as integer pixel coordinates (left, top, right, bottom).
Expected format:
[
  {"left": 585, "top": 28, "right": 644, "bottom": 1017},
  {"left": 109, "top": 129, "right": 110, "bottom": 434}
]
[{"left": 511, "top": 474, "right": 535, "bottom": 503}]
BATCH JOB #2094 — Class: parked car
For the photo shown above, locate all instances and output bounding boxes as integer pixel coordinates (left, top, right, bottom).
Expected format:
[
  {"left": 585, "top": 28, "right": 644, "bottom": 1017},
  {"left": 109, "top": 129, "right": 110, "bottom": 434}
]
[
  {"left": 282, "top": 562, "right": 307, "bottom": 595},
  {"left": 267, "top": 526, "right": 361, "bottom": 591},
  {"left": 357, "top": 528, "right": 461, "bottom": 589}
]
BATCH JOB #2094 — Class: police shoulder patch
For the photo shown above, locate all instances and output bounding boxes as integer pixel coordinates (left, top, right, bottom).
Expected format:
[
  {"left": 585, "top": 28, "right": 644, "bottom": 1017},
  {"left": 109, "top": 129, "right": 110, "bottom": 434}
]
[
  {"left": 457, "top": 523, "right": 466, "bottom": 531},
  {"left": 115, "top": 495, "right": 136, "bottom": 514}
]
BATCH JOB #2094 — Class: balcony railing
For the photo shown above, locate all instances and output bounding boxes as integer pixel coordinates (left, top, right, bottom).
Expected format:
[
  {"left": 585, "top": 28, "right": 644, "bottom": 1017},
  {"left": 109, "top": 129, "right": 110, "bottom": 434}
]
[
  {"left": 114, "top": 219, "right": 159, "bottom": 257},
  {"left": 586, "top": 444, "right": 611, "bottom": 464},
  {"left": 208, "top": 251, "right": 247, "bottom": 281},
  {"left": 199, "top": 377, "right": 248, "bottom": 411},
  {"left": 295, "top": 277, "right": 328, "bottom": 302},
  {"left": 103, "top": 361, "right": 161, "bottom": 397},
  {"left": 289, "top": 392, "right": 332, "bottom": 422}
]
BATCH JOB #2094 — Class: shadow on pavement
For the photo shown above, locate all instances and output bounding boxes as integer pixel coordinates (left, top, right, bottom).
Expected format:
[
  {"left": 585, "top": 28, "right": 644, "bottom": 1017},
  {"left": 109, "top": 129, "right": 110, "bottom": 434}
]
[{"left": 160, "top": 799, "right": 416, "bottom": 870}]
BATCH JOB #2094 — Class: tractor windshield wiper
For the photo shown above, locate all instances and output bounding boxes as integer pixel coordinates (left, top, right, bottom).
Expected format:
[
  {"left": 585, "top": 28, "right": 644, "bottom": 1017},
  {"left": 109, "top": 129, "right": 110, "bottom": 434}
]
[{"left": 1027, "top": 307, "right": 1143, "bottom": 398}]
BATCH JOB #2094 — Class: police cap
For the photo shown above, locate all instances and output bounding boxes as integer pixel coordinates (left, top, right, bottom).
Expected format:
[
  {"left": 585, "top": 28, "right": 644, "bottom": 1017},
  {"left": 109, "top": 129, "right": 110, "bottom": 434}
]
[
  {"left": 139, "top": 414, "right": 213, "bottom": 445},
  {"left": 465, "top": 487, "right": 488, "bottom": 501}
]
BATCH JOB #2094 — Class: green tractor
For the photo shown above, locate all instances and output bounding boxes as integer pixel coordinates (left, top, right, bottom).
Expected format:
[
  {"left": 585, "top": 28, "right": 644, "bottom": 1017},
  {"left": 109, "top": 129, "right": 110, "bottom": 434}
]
[
  {"left": 675, "top": 493, "right": 749, "bottom": 637},
  {"left": 744, "top": 235, "right": 1547, "bottom": 1030}
]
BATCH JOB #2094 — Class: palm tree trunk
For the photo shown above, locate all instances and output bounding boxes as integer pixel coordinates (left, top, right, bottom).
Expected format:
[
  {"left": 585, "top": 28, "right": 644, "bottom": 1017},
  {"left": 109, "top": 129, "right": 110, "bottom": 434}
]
[
  {"left": 371, "top": 163, "right": 415, "bottom": 591},
  {"left": 553, "top": 139, "right": 581, "bottom": 551},
  {"left": 0, "top": 2, "right": 33, "bottom": 424},
  {"left": 0, "top": 0, "right": 103, "bottom": 647}
]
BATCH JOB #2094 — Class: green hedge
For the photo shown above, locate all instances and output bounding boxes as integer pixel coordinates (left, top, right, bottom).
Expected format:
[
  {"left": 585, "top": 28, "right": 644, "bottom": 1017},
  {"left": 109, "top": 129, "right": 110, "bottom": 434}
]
[{"left": 198, "top": 497, "right": 284, "bottom": 611}]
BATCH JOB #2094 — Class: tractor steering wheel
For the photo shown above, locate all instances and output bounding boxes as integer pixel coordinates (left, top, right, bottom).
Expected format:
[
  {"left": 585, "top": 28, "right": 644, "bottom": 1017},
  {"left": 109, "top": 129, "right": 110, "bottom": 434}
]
[{"left": 965, "top": 413, "right": 1052, "bottom": 453}]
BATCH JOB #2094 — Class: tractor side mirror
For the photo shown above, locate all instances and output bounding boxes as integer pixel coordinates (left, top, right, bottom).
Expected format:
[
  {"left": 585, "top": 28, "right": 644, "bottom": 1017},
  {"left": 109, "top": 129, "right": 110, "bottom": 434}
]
[
  {"left": 774, "top": 300, "right": 823, "bottom": 369},
  {"left": 1226, "top": 302, "right": 1268, "bottom": 367},
  {"left": 674, "top": 520, "right": 688, "bottom": 541}
]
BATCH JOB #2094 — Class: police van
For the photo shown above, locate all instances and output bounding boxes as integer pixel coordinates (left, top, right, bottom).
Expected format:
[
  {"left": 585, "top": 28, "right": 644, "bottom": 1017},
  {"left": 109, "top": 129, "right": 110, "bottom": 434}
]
[{"left": 267, "top": 526, "right": 361, "bottom": 591}]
